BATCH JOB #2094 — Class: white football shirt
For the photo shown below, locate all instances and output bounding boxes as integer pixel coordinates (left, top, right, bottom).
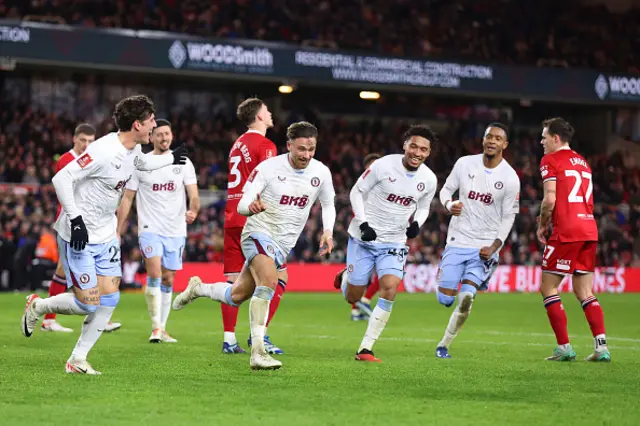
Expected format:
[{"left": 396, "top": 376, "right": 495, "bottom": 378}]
[
  {"left": 53, "top": 132, "right": 174, "bottom": 244},
  {"left": 126, "top": 154, "right": 197, "bottom": 237},
  {"left": 348, "top": 154, "right": 438, "bottom": 244},
  {"left": 240, "top": 154, "right": 335, "bottom": 255},
  {"left": 440, "top": 154, "right": 520, "bottom": 249}
]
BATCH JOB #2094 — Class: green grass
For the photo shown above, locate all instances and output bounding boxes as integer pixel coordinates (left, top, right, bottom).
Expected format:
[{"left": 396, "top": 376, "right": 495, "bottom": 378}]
[{"left": 1, "top": 292, "right": 639, "bottom": 426}]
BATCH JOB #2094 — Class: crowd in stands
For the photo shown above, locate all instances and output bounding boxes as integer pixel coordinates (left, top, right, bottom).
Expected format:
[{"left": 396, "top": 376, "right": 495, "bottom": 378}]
[
  {"left": 1, "top": 91, "right": 638, "bottom": 291},
  {"left": 2, "top": 0, "right": 639, "bottom": 73}
]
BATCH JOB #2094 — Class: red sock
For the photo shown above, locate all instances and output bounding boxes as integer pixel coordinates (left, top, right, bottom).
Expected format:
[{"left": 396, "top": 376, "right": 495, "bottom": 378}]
[
  {"left": 581, "top": 296, "right": 606, "bottom": 337},
  {"left": 543, "top": 295, "right": 570, "bottom": 345},
  {"left": 44, "top": 274, "right": 67, "bottom": 321},
  {"left": 351, "top": 303, "right": 358, "bottom": 310},
  {"left": 221, "top": 304, "right": 239, "bottom": 332},
  {"left": 266, "top": 280, "right": 286, "bottom": 327},
  {"left": 364, "top": 276, "right": 380, "bottom": 300}
]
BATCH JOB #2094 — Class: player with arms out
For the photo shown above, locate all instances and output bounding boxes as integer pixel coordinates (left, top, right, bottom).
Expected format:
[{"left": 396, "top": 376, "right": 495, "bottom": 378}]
[
  {"left": 435, "top": 123, "right": 520, "bottom": 359},
  {"left": 338, "top": 125, "right": 438, "bottom": 362},
  {"left": 173, "top": 122, "right": 336, "bottom": 370},
  {"left": 219, "top": 98, "right": 284, "bottom": 354},
  {"left": 117, "top": 119, "right": 199, "bottom": 343},
  {"left": 333, "top": 152, "right": 383, "bottom": 321},
  {"left": 20, "top": 95, "right": 189, "bottom": 374},
  {"left": 537, "top": 117, "right": 610, "bottom": 362}
]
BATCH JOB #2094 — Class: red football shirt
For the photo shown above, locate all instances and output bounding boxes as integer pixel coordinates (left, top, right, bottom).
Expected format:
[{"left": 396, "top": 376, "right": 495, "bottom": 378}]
[
  {"left": 54, "top": 150, "right": 78, "bottom": 219},
  {"left": 539, "top": 147, "right": 598, "bottom": 242},
  {"left": 224, "top": 131, "right": 277, "bottom": 229}
]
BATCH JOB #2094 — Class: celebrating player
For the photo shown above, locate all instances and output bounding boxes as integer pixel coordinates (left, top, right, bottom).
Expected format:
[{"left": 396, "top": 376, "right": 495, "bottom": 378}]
[
  {"left": 219, "top": 98, "right": 284, "bottom": 355},
  {"left": 338, "top": 125, "right": 438, "bottom": 362},
  {"left": 41, "top": 124, "right": 123, "bottom": 334},
  {"left": 117, "top": 119, "right": 199, "bottom": 343},
  {"left": 173, "top": 121, "right": 336, "bottom": 370},
  {"left": 537, "top": 117, "right": 610, "bottom": 362},
  {"left": 435, "top": 123, "right": 520, "bottom": 359},
  {"left": 41, "top": 123, "right": 96, "bottom": 333},
  {"left": 20, "top": 95, "right": 189, "bottom": 374},
  {"left": 333, "top": 152, "right": 382, "bottom": 321}
]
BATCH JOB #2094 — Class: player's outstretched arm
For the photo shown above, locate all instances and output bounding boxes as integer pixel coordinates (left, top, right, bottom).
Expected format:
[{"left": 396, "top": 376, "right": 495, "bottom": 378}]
[
  {"left": 318, "top": 170, "right": 336, "bottom": 255},
  {"left": 440, "top": 160, "right": 462, "bottom": 214},
  {"left": 116, "top": 189, "right": 136, "bottom": 239}
]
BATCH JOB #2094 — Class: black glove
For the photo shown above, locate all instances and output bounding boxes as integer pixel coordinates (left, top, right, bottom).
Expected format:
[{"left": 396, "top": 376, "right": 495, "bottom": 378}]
[
  {"left": 406, "top": 221, "right": 420, "bottom": 239},
  {"left": 359, "top": 222, "right": 377, "bottom": 242},
  {"left": 172, "top": 144, "right": 188, "bottom": 165},
  {"left": 70, "top": 215, "right": 89, "bottom": 251}
]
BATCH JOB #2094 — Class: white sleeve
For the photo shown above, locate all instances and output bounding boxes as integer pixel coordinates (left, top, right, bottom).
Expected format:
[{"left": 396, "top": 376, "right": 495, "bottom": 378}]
[
  {"left": 496, "top": 175, "right": 521, "bottom": 243},
  {"left": 319, "top": 168, "right": 336, "bottom": 233},
  {"left": 237, "top": 165, "right": 269, "bottom": 216},
  {"left": 52, "top": 151, "right": 105, "bottom": 220},
  {"left": 414, "top": 175, "right": 438, "bottom": 226},
  {"left": 184, "top": 159, "right": 197, "bottom": 185},
  {"left": 126, "top": 170, "right": 140, "bottom": 191},
  {"left": 350, "top": 161, "right": 381, "bottom": 223},
  {"left": 136, "top": 152, "right": 173, "bottom": 171},
  {"left": 440, "top": 159, "right": 462, "bottom": 211}
]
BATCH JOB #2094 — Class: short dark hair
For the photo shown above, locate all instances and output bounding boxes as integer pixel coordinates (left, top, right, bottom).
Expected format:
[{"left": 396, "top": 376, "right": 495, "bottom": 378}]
[
  {"left": 74, "top": 123, "right": 95, "bottom": 137},
  {"left": 113, "top": 95, "right": 155, "bottom": 131},
  {"left": 287, "top": 121, "right": 318, "bottom": 141},
  {"left": 402, "top": 124, "right": 437, "bottom": 144},
  {"left": 543, "top": 117, "right": 575, "bottom": 143},
  {"left": 236, "top": 98, "right": 264, "bottom": 127},
  {"left": 486, "top": 122, "right": 509, "bottom": 140},
  {"left": 154, "top": 119, "right": 172, "bottom": 131},
  {"left": 363, "top": 153, "right": 382, "bottom": 168}
]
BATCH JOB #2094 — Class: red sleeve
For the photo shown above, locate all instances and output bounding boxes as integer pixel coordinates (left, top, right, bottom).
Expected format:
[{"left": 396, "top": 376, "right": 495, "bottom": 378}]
[
  {"left": 256, "top": 139, "right": 277, "bottom": 164},
  {"left": 55, "top": 152, "right": 74, "bottom": 173},
  {"left": 539, "top": 154, "right": 556, "bottom": 183}
]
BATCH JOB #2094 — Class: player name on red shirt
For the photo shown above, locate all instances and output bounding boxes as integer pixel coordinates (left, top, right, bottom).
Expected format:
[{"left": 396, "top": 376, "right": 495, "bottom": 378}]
[
  {"left": 224, "top": 131, "right": 276, "bottom": 229},
  {"left": 539, "top": 148, "right": 598, "bottom": 242}
]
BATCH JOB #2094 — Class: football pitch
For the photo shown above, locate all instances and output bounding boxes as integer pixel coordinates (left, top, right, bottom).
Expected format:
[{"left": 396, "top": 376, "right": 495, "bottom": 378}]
[{"left": 1, "top": 292, "right": 639, "bottom": 426}]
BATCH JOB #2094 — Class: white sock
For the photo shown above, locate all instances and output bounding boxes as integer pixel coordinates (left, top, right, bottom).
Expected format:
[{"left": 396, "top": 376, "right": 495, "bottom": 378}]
[
  {"left": 34, "top": 293, "right": 87, "bottom": 316},
  {"left": 438, "top": 291, "right": 474, "bottom": 348},
  {"left": 595, "top": 334, "right": 607, "bottom": 351},
  {"left": 249, "top": 286, "right": 274, "bottom": 355},
  {"left": 70, "top": 305, "right": 114, "bottom": 361},
  {"left": 145, "top": 285, "right": 162, "bottom": 330},
  {"left": 358, "top": 299, "right": 393, "bottom": 352},
  {"left": 196, "top": 282, "right": 233, "bottom": 304},
  {"left": 160, "top": 285, "right": 172, "bottom": 330},
  {"left": 224, "top": 331, "right": 237, "bottom": 345}
]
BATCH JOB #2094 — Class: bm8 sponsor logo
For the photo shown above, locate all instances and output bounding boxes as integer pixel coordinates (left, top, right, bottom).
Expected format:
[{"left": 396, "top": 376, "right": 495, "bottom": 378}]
[
  {"left": 386, "top": 194, "right": 414, "bottom": 206},
  {"left": 153, "top": 181, "right": 177, "bottom": 192},
  {"left": 280, "top": 195, "right": 309, "bottom": 208},
  {"left": 468, "top": 190, "right": 493, "bottom": 205}
]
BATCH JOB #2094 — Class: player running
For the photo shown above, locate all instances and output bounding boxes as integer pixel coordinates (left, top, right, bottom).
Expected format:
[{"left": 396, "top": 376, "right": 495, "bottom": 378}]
[
  {"left": 333, "top": 152, "right": 382, "bottom": 321},
  {"left": 42, "top": 124, "right": 122, "bottom": 334},
  {"left": 537, "top": 117, "right": 610, "bottom": 362},
  {"left": 173, "top": 121, "right": 336, "bottom": 370},
  {"left": 41, "top": 123, "right": 96, "bottom": 333},
  {"left": 20, "top": 95, "right": 189, "bottom": 374},
  {"left": 337, "top": 125, "right": 438, "bottom": 362},
  {"left": 117, "top": 119, "right": 199, "bottom": 344},
  {"left": 434, "top": 123, "right": 520, "bottom": 359},
  {"left": 219, "top": 98, "right": 284, "bottom": 355}
]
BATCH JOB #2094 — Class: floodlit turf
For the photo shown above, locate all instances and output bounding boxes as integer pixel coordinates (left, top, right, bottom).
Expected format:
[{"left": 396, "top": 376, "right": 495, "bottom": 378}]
[{"left": 1, "top": 292, "right": 639, "bottom": 426}]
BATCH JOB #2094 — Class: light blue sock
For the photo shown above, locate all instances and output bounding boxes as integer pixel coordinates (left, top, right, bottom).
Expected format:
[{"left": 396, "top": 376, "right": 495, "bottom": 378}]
[
  {"left": 376, "top": 297, "right": 394, "bottom": 312},
  {"left": 147, "top": 277, "right": 161, "bottom": 288}
]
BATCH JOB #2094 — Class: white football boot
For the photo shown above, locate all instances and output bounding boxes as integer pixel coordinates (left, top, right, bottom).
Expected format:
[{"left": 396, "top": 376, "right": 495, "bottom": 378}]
[{"left": 172, "top": 276, "right": 202, "bottom": 311}]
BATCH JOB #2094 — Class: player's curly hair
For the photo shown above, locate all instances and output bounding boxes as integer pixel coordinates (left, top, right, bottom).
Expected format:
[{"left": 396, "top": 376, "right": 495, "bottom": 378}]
[
  {"left": 287, "top": 121, "right": 318, "bottom": 141},
  {"left": 402, "top": 124, "right": 437, "bottom": 144},
  {"left": 113, "top": 95, "right": 155, "bottom": 131},
  {"left": 543, "top": 117, "right": 575, "bottom": 143},
  {"left": 237, "top": 98, "right": 264, "bottom": 127}
]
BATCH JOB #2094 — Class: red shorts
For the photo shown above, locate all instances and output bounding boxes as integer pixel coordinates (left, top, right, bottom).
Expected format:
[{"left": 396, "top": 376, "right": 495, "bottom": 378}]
[
  {"left": 223, "top": 227, "right": 245, "bottom": 275},
  {"left": 541, "top": 240, "right": 597, "bottom": 275}
]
